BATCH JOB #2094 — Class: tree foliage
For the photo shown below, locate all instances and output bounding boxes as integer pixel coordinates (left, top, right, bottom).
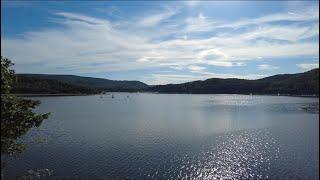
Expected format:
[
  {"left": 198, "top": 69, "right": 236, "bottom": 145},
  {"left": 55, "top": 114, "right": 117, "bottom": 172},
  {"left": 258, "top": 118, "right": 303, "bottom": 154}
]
[
  {"left": 1, "top": 57, "right": 15, "bottom": 94},
  {"left": 12, "top": 74, "right": 147, "bottom": 94},
  {"left": 1, "top": 56, "right": 50, "bottom": 156},
  {"left": 14, "top": 73, "right": 148, "bottom": 93},
  {"left": 13, "top": 75, "right": 102, "bottom": 94}
]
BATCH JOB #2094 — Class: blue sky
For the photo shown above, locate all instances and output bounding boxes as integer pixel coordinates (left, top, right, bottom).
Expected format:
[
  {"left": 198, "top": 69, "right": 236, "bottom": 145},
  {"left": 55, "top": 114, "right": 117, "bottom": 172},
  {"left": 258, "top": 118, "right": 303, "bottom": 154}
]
[{"left": 1, "top": 1, "right": 319, "bottom": 85}]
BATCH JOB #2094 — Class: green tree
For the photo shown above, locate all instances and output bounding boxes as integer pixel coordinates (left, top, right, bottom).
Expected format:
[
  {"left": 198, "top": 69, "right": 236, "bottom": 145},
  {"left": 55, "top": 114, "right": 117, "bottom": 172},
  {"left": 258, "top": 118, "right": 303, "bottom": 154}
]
[{"left": 1, "top": 56, "right": 50, "bottom": 156}]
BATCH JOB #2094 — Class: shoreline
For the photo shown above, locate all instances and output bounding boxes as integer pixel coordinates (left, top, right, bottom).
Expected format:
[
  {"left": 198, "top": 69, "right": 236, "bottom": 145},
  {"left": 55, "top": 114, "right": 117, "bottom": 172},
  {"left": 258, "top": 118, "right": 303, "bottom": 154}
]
[
  {"left": 8, "top": 93, "right": 94, "bottom": 97},
  {"left": 3, "top": 93, "right": 319, "bottom": 98}
]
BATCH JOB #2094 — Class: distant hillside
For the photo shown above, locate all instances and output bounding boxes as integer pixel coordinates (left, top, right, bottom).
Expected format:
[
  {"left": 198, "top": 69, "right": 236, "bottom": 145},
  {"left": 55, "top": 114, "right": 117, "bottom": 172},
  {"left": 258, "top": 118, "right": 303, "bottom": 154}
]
[
  {"left": 17, "top": 74, "right": 149, "bottom": 90},
  {"left": 12, "top": 76, "right": 101, "bottom": 94},
  {"left": 13, "top": 69, "right": 318, "bottom": 95},
  {"left": 148, "top": 68, "right": 319, "bottom": 95}
]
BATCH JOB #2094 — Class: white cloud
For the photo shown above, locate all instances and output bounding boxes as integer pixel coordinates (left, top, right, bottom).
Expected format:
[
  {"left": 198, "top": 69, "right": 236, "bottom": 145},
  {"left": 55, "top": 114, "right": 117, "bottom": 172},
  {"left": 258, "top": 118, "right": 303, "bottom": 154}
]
[
  {"left": 138, "top": 9, "right": 178, "bottom": 27},
  {"left": 296, "top": 63, "right": 319, "bottom": 71},
  {"left": 182, "top": 6, "right": 318, "bottom": 33},
  {"left": 258, "top": 64, "right": 279, "bottom": 71},
  {"left": 55, "top": 12, "right": 109, "bottom": 25},
  {"left": 1, "top": 6, "right": 319, "bottom": 83},
  {"left": 194, "top": 49, "right": 246, "bottom": 67},
  {"left": 185, "top": 1, "right": 200, "bottom": 7},
  {"left": 188, "top": 65, "right": 205, "bottom": 71},
  {"left": 2, "top": 12, "right": 156, "bottom": 74},
  {"left": 198, "top": 49, "right": 228, "bottom": 61},
  {"left": 207, "top": 61, "right": 233, "bottom": 67},
  {"left": 170, "top": 66, "right": 184, "bottom": 70},
  {"left": 239, "top": 24, "right": 319, "bottom": 42},
  {"left": 217, "top": 7, "right": 318, "bottom": 29},
  {"left": 184, "top": 13, "right": 218, "bottom": 33},
  {"left": 223, "top": 42, "right": 318, "bottom": 60}
]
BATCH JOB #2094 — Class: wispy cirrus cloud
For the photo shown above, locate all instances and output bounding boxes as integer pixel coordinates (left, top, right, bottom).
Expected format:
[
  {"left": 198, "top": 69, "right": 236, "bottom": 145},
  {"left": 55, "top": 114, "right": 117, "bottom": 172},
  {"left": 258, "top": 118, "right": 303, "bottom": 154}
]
[
  {"left": 184, "top": 13, "right": 218, "bottom": 33},
  {"left": 182, "top": 6, "right": 318, "bottom": 33},
  {"left": 1, "top": 3, "right": 319, "bottom": 84},
  {"left": 138, "top": 8, "right": 178, "bottom": 27},
  {"left": 55, "top": 12, "right": 109, "bottom": 25},
  {"left": 217, "top": 6, "right": 318, "bottom": 29}
]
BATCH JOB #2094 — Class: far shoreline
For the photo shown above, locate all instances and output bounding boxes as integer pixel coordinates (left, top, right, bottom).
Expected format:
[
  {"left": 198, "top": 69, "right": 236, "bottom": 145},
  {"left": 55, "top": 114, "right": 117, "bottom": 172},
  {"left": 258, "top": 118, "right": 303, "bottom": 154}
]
[
  {"left": 5, "top": 93, "right": 319, "bottom": 98},
  {"left": 9, "top": 93, "right": 93, "bottom": 97}
]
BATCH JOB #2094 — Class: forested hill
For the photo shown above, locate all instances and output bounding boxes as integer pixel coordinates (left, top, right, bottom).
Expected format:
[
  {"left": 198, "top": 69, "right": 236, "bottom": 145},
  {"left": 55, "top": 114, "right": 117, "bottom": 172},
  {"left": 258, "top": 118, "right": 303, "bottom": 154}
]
[
  {"left": 148, "top": 68, "right": 319, "bottom": 95},
  {"left": 12, "top": 74, "right": 149, "bottom": 94},
  {"left": 12, "top": 75, "right": 101, "bottom": 94},
  {"left": 12, "top": 69, "right": 318, "bottom": 95},
  {"left": 17, "top": 74, "right": 148, "bottom": 89}
]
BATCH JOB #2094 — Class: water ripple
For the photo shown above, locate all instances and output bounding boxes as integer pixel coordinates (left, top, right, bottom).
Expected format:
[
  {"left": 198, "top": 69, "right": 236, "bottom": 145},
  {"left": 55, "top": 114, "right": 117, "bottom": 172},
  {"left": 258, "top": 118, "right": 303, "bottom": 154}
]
[{"left": 176, "top": 129, "right": 280, "bottom": 179}]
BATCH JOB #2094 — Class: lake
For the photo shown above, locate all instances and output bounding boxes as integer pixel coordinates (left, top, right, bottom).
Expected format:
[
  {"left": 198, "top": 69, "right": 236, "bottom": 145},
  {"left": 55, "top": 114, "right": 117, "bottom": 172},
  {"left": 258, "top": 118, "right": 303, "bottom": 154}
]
[{"left": 3, "top": 94, "right": 319, "bottom": 179}]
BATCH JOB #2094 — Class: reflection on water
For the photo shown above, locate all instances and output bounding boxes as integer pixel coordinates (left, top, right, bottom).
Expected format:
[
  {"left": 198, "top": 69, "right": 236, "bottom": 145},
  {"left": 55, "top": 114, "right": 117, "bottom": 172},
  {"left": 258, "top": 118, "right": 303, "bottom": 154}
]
[
  {"left": 3, "top": 94, "right": 319, "bottom": 179},
  {"left": 177, "top": 129, "right": 279, "bottom": 179}
]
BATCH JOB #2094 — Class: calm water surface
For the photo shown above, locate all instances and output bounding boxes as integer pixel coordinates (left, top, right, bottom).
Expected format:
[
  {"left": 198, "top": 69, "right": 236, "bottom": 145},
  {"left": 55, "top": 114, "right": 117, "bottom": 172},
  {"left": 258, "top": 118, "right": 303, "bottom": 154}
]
[{"left": 4, "top": 94, "right": 319, "bottom": 179}]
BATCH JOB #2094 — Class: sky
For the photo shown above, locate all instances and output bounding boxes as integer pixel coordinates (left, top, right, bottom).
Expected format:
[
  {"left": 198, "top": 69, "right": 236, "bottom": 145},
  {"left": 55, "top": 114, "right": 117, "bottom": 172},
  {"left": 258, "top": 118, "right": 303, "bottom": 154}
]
[{"left": 1, "top": 1, "right": 319, "bottom": 85}]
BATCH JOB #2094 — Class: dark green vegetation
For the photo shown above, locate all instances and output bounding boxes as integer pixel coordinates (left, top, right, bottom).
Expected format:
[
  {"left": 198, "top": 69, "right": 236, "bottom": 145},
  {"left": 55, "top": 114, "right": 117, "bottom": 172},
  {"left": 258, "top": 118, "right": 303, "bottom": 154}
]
[
  {"left": 14, "top": 74, "right": 148, "bottom": 94},
  {"left": 11, "top": 66, "right": 319, "bottom": 96},
  {"left": 13, "top": 75, "right": 101, "bottom": 94},
  {"left": 1, "top": 56, "right": 50, "bottom": 156},
  {"left": 149, "top": 68, "right": 319, "bottom": 95}
]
